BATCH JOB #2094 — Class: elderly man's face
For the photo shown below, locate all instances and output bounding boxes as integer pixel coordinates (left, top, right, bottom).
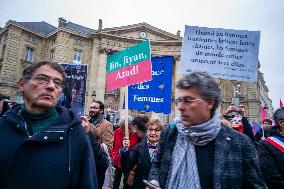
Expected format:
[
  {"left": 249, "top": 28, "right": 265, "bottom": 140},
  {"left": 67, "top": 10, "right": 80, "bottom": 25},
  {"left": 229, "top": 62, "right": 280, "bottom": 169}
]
[
  {"left": 18, "top": 65, "right": 64, "bottom": 113},
  {"left": 176, "top": 88, "right": 214, "bottom": 126}
]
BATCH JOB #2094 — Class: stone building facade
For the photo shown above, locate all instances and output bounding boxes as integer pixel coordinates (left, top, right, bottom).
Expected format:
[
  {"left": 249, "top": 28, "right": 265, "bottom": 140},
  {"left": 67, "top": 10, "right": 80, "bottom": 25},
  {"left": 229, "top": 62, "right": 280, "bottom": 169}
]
[{"left": 0, "top": 18, "right": 273, "bottom": 124}]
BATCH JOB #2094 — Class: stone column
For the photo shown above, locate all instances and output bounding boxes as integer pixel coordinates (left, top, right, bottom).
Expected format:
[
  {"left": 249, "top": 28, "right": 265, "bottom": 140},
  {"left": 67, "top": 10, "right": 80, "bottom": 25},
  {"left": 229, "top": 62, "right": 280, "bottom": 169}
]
[
  {"left": 85, "top": 39, "right": 101, "bottom": 111},
  {"left": 172, "top": 55, "right": 181, "bottom": 120},
  {"left": 95, "top": 48, "right": 108, "bottom": 102}
]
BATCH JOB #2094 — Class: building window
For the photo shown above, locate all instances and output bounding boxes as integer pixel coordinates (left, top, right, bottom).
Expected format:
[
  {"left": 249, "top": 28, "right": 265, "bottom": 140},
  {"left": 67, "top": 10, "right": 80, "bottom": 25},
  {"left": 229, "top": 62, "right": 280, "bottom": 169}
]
[
  {"left": 74, "top": 37, "right": 84, "bottom": 46},
  {"left": 24, "top": 47, "right": 34, "bottom": 62},
  {"left": 73, "top": 50, "right": 82, "bottom": 64},
  {"left": 233, "top": 83, "right": 241, "bottom": 97},
  {"left": 27, "top": 35, "right": 37, "bottom": 44},
  {"left": 50, "top": 49, "right": 55, "bottom": 60},
  {"left": 51, "top": 38, "right": 56, "bottom": 45},
  {"left": 1, "top": 44, "right": 6, "bottom": 59}
]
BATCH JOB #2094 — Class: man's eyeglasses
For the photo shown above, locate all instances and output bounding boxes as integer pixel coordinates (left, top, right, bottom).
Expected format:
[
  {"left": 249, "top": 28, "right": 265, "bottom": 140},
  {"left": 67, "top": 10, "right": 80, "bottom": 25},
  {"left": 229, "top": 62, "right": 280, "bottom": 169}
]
[
  {"left": 174, "top": 97, "right": 203, "bottom": 106},
  {"left": 147, "top": 128, "right": 161, "bottom": 133},
  {"left": 29, "top": 75, "right": 64, "bottom": 89}
]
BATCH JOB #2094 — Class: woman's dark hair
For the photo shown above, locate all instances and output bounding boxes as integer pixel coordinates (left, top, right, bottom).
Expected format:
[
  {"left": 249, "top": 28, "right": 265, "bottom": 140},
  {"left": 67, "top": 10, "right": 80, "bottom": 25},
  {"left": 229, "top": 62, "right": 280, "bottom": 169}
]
[
  {"left": 132, "top": 116, "right": 149, "bottom": 132},
  {"left": 262, "top": 118, "right": 272, "bottom": 125}
]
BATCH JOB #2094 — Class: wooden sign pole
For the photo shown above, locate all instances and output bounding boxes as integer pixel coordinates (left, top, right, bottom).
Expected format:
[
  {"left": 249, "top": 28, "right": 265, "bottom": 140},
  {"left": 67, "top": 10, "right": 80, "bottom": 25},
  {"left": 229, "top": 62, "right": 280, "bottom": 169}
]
[{"left": 124, "top": 86, "right": 129, "bottom": 139}]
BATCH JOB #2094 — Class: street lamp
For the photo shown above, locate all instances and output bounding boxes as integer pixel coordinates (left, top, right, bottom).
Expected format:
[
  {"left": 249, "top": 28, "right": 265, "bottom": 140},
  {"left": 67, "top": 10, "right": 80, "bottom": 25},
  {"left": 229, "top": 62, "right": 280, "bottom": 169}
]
[{"left": 91, "top": 90, "right": 96, "bottom": 102}]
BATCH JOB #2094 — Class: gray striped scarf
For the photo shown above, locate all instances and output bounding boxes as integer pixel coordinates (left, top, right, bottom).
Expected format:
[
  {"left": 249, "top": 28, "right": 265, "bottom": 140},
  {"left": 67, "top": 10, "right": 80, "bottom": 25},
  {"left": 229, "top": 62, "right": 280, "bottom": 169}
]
[{"left": 167, "top": 113, "right": 221, "bottom": 189}]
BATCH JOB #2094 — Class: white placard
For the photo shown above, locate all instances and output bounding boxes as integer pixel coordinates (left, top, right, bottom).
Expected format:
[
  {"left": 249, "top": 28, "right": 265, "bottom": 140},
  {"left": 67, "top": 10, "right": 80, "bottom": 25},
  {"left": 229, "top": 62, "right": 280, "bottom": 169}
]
[{"left": 180, "top": 26, "right": 260, "bottom": 82}]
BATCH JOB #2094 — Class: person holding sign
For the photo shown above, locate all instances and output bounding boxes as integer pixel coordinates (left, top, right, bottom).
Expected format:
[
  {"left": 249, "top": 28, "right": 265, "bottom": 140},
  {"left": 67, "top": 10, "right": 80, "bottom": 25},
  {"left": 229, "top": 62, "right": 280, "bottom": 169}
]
[
  {"left": 110, "top": 116, "right": 139, "bottom": 189},
  {"left": 120, "top": 117, "right": 161, "bottom": 189},
  {"left": 147, "top": 71, "right": 265, "bottom": 189},
  {"left": 222, "top": 103, "right": 255, "bottom": 142}
]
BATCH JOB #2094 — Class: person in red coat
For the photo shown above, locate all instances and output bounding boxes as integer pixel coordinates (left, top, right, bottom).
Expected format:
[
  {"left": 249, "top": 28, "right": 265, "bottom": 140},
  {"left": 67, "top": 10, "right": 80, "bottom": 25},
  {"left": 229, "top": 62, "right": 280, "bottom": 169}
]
[{"left": 110, "top": 116, "right": 139, "bottom": 189}]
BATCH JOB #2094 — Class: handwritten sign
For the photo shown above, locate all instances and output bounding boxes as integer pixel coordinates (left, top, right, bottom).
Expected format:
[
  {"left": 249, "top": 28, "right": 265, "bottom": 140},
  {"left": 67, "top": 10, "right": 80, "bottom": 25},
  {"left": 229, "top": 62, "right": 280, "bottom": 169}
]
[
  {"left": 128, "top": 56, "right": 173, "bottom": 114},
  {"left": 180, "top": 26, "right": 260, "bottom": 82},
  {"left": 106, "top": 40, "right": 152, "bottom": 91}
]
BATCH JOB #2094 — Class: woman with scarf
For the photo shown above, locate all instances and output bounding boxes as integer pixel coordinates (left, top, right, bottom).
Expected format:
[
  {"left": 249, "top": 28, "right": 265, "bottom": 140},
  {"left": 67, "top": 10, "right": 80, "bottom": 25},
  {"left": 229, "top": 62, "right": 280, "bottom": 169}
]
[{"left": 120, "top": 117, "right": 161, "bottom": 189}]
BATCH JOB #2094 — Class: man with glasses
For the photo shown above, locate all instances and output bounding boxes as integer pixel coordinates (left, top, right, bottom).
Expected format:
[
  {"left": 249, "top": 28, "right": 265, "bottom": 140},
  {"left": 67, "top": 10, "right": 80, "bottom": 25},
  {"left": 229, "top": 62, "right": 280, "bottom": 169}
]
[
  {"left": 0, "top": 61, "right": 98, "bottom": 189},
  {"left": 147, "top": 71, "right": 265, "bottom": 189}
]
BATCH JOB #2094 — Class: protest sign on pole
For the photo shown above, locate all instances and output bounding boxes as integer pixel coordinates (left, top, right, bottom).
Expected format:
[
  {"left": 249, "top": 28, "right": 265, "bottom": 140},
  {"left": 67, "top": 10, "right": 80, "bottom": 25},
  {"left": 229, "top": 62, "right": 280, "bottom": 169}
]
[
  {"left": 106, "top": 40, "right": 152, "bottom": 91},
  {"left": 106, "top": 40, "right": 152, "bottom": 138},
  {"left": 58, "top": 64, "right": 87, "bottom": 116},
  {"left": 180, "top": 26, "right": 260, "bottom": 82},
  {"left": 128, "top": 56, "right": 174, "bottom": 114}
]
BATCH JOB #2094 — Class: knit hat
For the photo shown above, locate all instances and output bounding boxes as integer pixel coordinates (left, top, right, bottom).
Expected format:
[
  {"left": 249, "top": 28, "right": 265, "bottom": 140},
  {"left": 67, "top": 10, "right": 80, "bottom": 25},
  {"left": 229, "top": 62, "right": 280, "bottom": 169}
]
[{"left": 273, "top": 107, "right": 284, "bottom": 122}]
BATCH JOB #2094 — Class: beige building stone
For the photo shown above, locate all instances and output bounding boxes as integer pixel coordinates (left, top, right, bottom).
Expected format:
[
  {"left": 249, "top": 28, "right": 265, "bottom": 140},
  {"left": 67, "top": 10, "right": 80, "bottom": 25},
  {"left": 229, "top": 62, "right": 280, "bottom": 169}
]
[{"left": 0, "top": 18, "right": 273, "bottom": 125}]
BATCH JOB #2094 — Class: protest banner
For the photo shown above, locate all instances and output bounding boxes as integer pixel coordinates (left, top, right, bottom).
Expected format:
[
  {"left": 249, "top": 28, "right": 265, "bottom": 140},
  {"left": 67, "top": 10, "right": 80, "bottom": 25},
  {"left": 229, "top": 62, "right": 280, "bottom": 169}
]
[
  {"left": 106, "top": 40, "right": 152, "bottom": 138},
  {"left": 128, "top": 56, "right": 173, "bottom": 114},
  {"left": 58, "top": 64, "right": 87, "bottom": 116},
  {"left": 181, "top": 26, "right": 260, "bottom": 82},
  {"left": 106, "top": 40, "right": 152, "bottom": 91}
]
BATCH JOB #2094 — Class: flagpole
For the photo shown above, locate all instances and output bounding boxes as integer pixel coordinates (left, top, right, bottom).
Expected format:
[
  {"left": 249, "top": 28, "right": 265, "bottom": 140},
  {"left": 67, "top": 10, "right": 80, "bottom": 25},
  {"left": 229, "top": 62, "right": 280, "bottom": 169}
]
[
  {"left": 124, "top": 86, "right": 129, "bottom": 139},
  {"left": 262, "top": 125, "right": 265, "bottom": 138}
]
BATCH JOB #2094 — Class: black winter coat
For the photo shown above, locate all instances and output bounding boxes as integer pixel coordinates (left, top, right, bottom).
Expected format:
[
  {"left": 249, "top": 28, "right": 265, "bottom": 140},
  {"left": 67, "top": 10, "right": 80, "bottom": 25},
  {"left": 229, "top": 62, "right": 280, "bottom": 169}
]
[
  {"left": 258, "top": 135, "right": 284, "bottom": 188},
  {"left": 0, "top": 105, "right": 98, "bottom": 189},
  {"left": 88, "top": 133, "right": 109, "bottom": 189},
  {"left": 148, "top": 124, "right": 265, "bottom": 189},
  {"left": 241, "top": 116, "right": 255, "bottom": 142},
  {"left": 120, "top": 137, "right": 152, "bottom": 189}
]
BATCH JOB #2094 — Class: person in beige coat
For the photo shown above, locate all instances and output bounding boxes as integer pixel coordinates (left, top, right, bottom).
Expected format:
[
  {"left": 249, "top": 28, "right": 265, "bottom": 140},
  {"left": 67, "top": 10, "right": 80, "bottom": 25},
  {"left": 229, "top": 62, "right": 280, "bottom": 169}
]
[{"left": 81, "top": 100, "right": 114, "bottom": 151}]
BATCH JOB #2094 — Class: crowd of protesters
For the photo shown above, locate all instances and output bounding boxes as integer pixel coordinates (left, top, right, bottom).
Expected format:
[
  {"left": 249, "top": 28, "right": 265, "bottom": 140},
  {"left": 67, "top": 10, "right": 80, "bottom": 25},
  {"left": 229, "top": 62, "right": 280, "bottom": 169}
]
[{"left": 0, "top": 61, "right": 283, "bottom": 189}]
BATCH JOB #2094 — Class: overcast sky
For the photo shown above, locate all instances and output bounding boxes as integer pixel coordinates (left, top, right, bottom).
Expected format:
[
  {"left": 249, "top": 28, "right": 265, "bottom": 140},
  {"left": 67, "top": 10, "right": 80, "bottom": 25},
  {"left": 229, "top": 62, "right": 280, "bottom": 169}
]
[{"left": 1, "top": 0, "right": 283, "bottom": 109}]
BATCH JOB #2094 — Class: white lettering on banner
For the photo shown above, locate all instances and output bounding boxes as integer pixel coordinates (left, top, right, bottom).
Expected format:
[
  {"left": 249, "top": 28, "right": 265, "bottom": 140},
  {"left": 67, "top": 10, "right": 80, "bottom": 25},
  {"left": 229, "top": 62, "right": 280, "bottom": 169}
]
[
  {"left": 152, "top": 70, "right": 164, "bottom": 76},
  {"left": 181, "top": 25, "right": 260, "bottom": 82},
  {"left": 115, "top": 65, "right": 139, "bottom": 80},
  {"left": 67, "top": 75, "right": 84, "bottom": 80},
  {"left": 109, "top": 61, "right": 121, "bottom": 72},
  {"left": 133, "top": 95, "right": 164, "bottom": 103},
  {"left": 123, "top": 53, "right": 146, "bottom": 66}
]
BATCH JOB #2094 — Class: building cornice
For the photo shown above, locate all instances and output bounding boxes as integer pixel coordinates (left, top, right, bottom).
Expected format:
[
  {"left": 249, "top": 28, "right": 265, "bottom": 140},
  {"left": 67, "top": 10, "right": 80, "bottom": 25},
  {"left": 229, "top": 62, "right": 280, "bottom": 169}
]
[
  {"left": 101, "top": 22, "right": 181, "bottom": 40},
  {"left": 92, "top": 32, "right": 182, "bottom": 46}
]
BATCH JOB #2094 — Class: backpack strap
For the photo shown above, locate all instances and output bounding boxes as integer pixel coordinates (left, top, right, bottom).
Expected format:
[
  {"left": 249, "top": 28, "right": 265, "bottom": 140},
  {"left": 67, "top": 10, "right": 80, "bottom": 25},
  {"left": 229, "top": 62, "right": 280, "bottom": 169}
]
[{"left": 266, "top": 136, "right": 284, "bottom": 152}]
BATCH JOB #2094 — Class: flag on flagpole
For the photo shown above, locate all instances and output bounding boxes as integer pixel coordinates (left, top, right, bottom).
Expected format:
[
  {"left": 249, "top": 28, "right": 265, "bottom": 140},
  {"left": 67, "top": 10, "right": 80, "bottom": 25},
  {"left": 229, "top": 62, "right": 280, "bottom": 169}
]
[
  {"left": 251, "top": 121, "right": 262, "bottom": 135},
  {"left": 261, "top": 105, "right": 267, "bottom": 121},
  {"left": 280, "top": 99, "right": 283, "bottom": 108}
]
